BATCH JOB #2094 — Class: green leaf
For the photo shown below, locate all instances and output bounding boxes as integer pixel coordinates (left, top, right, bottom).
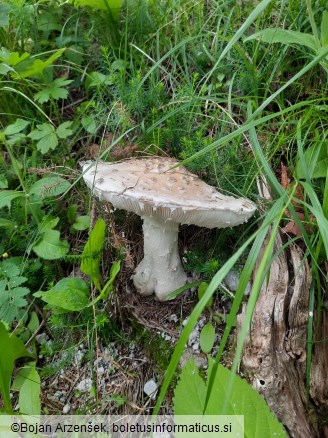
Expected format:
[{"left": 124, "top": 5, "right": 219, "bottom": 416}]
[
  {"left": 85, "top": 71, "right": 114, "bottom": 90},
  {"left": 13, "top": 48, "right": 65, "bottom": 78},
  {"left": 36, "top": 277, "right": 90, "bottom": 311},
  {"left": 80, "top": 218, "right": 106, "bottom": 290},
  {"left": 0, "top": 48, "right": 30, "bottom": 66},
  {"left": 28, "top": 123, "right": 58, "bottom": 154},
  {"left": 174, "top": 359, "right": 286, "bottom": 437},
  {"left": 199, "top": 323, "right": 216, "bottom": 354},
  {"left": 81, "top": 115, "right": 97, "bottom": 134},
  {"left": 29, "top": 176, "right": 71, "bottom": 199},
  {"left": 34, "top": 78, "right": 73, "bottom": 104},
  {"left": 321, "top": 11, "right": 328, "bottom": 47},
  {"left": 27, "top": 312, "right": 40, "bottom": 333},
  {"left": 72, "top": 215, "right": 91, "bottom": 231},
  {"left": 67, "top": 205, "right": 78, "bottom": 224},
  {"left": 0, "top": 219, "right": 15, "bottom": 229},
  {"left": 97, "top": 260, "right": 121, "bottom": 301},
  {"left": 296, "top": 142, "right": 328, "bottom": 179},
  {"left": 198, "top": 282, "right": 212, "bottom": 309},
  {"left": 37, "top": 11, "right": 61, "bottom": 32},
  {"left": 56, "top": 121, "right": 73, "bottom": 139},
  {"left": 12, "top": 363, "right": 40, "bottom": 415},
  {"left": 71, "top": 0, "right": 122, "bottom": 20},
  {"left": 0, "top": 286, "right": 30, "bottom": 324},
  {"left": 33, "top": 229, "right": 69, "bottom": 260},
  {"left": 4, "top": 118, "right": 30, "bottom": 136},
  {"left": 0, "top": 191, "right": 25, "bottom": 210},
  {"left": 0, "top": 321, "right": 34, "bottom": 412},
  {"left": 245, "top": 28, "right": 317, "bottom": 51},
  {"left": 0, "top": 175, "right": 8, "bottom": 189},
  {"left": 38, "top": 216, "right": 60, "bottom": 234},
  {"left": 0, "top": 259, "right": 20, "bottom": 278},
  {"left": 0, "top": 3, "right": 12, "bottom": 28}
]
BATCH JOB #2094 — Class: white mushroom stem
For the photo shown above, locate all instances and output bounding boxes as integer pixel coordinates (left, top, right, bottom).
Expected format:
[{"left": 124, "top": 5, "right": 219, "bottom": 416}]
[{"left": 132, "top": 216, "right": 187, "bottom": 301}]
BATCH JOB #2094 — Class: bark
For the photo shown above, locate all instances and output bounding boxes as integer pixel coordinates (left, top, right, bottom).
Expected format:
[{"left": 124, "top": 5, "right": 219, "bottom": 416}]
[{"left": 238, "top": 234, "right": 314, "bottom": 436}]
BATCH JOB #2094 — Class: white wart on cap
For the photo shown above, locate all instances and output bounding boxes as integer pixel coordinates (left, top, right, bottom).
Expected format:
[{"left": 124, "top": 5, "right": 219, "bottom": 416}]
[{"left": 83, "top": 157, "right": 256, "bottom": 300}]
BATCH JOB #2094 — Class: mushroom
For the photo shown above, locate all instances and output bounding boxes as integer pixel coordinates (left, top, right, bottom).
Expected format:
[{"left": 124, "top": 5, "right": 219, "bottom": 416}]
[{"left": 82, "top": 157, "right": 256, "bottom": 301}]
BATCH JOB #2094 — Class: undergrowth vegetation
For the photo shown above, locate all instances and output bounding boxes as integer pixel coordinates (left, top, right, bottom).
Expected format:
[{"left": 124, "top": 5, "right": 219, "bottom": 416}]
[{"left": 0, "top": 0, "right": 327, "bottom": 435}]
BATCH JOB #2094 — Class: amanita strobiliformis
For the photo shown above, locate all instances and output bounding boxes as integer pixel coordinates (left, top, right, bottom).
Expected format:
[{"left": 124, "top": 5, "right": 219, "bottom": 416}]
[{"left": 82, "top": 157, "right": 256, "bottom": 301}]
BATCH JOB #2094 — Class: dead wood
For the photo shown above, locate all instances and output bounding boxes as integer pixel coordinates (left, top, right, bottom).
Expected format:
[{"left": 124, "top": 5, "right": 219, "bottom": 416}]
[
  {"left": 237, "top": 177, "right": 318, "bottom": 436},
  {"left": 310, "top": 311, "right": 328, "bottom": 410},
  {"left": 238, "top": 234, "right": 314, "bottom": 436}
]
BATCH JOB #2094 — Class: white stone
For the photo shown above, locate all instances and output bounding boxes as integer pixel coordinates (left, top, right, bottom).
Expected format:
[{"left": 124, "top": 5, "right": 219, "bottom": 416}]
[
  {"left": 76, "top": 378, "right": 92, "bottom": 393},
  {"left": 144, "top": 379, "right": 158, "bottom": 400},
  {"left": 223, "top": 271, "right": 251, "bottom": 295},
  {"left": 63, "top": 403, "right": 70, "bottom": 414}
]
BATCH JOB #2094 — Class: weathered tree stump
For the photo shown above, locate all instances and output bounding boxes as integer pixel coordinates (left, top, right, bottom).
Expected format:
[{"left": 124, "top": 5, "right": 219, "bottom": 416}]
[
  {"left": 237, "top": 176, "right": 328, "bottom": 436},
  {"left": 238, "top": 233, "right": 314, "bottom": 436}
]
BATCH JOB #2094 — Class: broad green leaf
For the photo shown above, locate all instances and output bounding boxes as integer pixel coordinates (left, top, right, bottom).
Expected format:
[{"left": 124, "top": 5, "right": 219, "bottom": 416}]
[
  {"left": 0, "top": 259, "right": 20, "bottom": 278},
  {"left": 72, "top": 215, "right": 90, "bottom": 231},
  {"left": 27, "top": 312, "right": 40, "bottom": 333},
  {"left": 0, "top": 322, "right": 34, "bottom": 412},
  {"left": 34, "top": 78, "right": 73, "bottom": 104},
  {"left": 199, "top": 323, "right": 216, "bottom": 354},
  {"left": 37, "top": 11, "right": 61, "bottom": 32},
  {"left": 12, "top": 363, "right": 40, "bottom": 415},
  {"left": 71, "top": 0, "right": 122, "bottom": 20},
  {"left": 80, "top": 218, "right": 106, "bottom": 290},
  {"left": 0, "top": 63, "right": 12, "bottom": 75},
  {"left": 28, "top": 123, "right": 58, "bottom": 154},
  {"left": 56, "top": 121, "right": 73, "bottom": 139},
  {"left": 36, "top": 277, "right": 90, "bottom": 311},
  {"left": 296, "top": 142, "right": 328, "bottom": 179},
  {"left": 4, "top": 119, "right": 30, "bottom": 136},
  {"left": 245, "top": 29, "right": 316, "bottom": 51},
  {"left": 321, "top": 11, "right": 328, "bottom": 47},
  {"left": 0, "top": 48, "right": 30, "bottom": 66},
  {"left": 0, "top": 286, "right": 30, "bottom": 324},
  {"left": 14, "top": 48, "right": 65, "bottom": 78},
  {"left": 29, "top": 176, "right": 71, "bottom": 199},
  {"left": 38, "top": 216, "right": 60, "bottom": 233},
  {"left": 0, "top": 3, "right": 12, "bottom": 28},
  {"left": 85, "top": 71, "right": 114, "bottom": 90},
  {"left": 174, "top": 359, "right": 286, "bottom": 437},
  {"left": 9, "top": 276, "right": 27, "bottom": 287},
  {"left": 33, "top": 229, "right": 69, "bottom": 260},
  {"left": 81, "top": 115, "right": 97, "bottom": 134},
  {"left": 0, "top": 191, "right": 25, "bottom": 210}
]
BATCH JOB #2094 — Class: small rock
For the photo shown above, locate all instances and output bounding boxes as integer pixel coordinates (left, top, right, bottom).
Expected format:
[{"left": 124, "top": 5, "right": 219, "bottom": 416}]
[
  {"left": 169, "top": 314, "right": 178, "bottom": 323},
  {"left": 63, "top": 403, "right": 70, "bottom": 414},
  {"left": 180, "top": 348, "right": 207, "bottom": 369},
  {"left": 144, "top": 379, "right": 158, "bottom": 400},
  {"left": 223, "top": 271, "right": 251, "bottom": 295},
  {"left": 192, "top": 342, "right": 199, "bottom": 351},
  {"left": 76, "top": 378, "right": 92, "bottom": 393},
  {"left": 35, "top": 333, "right": 49, "bottom": 345},
  {"left": 73, "top": 350, "right": 84, "bottom": 366}
]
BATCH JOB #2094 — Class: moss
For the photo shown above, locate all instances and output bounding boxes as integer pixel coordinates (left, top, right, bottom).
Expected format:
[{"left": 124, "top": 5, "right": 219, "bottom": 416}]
[{"left": 129, "top": 319, "right": 175, "bottom": 371}]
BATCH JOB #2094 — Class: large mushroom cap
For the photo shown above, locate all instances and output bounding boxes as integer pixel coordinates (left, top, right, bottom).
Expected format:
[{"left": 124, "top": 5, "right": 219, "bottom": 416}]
[{"left": 83, "top": 157, "right": 256, "bottom": 228}]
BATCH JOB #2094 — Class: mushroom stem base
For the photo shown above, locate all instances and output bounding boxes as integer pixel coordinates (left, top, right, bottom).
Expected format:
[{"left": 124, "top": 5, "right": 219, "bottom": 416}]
[{"left": 132, "top": 216, "right": 187, "bottom": 301}]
